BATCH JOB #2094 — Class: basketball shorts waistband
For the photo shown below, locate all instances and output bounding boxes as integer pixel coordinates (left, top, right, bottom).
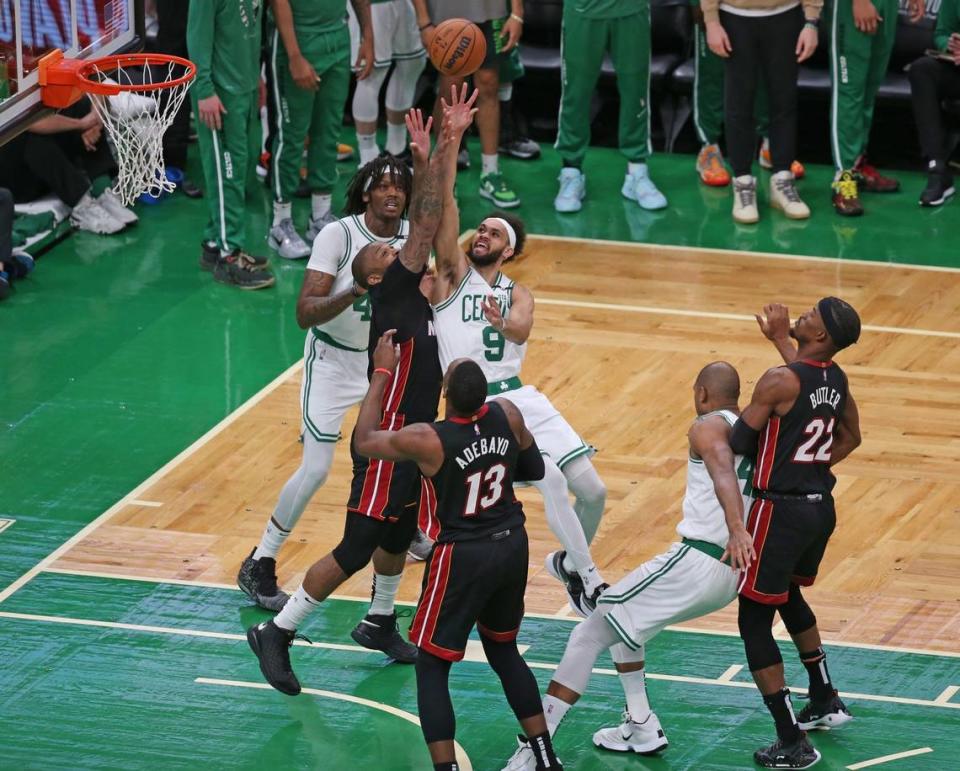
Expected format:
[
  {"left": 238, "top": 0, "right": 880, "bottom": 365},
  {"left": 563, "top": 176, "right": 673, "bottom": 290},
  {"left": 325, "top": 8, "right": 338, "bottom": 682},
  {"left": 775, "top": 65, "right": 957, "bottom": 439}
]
[{"left": 755, "top": 490, "right": 824, "bottom": 503}]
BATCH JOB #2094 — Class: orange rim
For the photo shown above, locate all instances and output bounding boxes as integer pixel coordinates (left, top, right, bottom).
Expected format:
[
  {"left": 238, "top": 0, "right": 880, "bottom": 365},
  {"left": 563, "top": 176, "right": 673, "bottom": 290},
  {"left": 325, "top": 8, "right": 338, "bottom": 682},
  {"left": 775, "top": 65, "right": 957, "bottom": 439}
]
[{"left": 75, "top": 53, "right": 196, "bottom": 94}]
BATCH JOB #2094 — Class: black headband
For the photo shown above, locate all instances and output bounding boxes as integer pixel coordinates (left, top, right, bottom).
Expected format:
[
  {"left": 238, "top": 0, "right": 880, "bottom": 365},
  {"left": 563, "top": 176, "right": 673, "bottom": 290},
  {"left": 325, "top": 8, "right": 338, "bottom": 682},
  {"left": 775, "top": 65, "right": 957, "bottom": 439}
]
[{"left": 818, "top": 297, "right": 859, "bottom": 350}]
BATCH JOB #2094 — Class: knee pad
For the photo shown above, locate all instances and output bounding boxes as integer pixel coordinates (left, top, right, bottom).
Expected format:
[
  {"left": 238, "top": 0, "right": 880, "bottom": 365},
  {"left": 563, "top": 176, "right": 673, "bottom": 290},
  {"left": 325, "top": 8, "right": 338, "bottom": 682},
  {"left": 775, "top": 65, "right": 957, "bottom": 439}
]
[
  {"left": 377, "top": 505, "right": 418, "bottom": 555},
  {"left": 331, "top": 515, "right": 381, "bottom": 575},
  {"left": 738, "top": 596, "right": 782, "bottom": 671},
  {"left": 385, "top": 56, "right": 426, "bottom": 113},
  {"left": 351, "top": 65, "right": 389, "bottom": 123},
  {"left": 779, "top": 583, "right": 817, "bottom": 636}
]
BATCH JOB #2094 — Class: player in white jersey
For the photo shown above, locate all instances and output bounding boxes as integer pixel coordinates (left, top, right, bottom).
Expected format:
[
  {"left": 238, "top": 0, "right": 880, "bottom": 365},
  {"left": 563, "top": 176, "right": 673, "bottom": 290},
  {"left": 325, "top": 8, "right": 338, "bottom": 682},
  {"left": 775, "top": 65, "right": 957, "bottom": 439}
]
[
  {"left": 503, "top": 362, "right": 757, "bottom": 769},
  {"left": 428, "top": 90, "right": 608, "bottom": 615},
  {"left": 238, "top": 156, "right": 412, "bottom": 619},
  {"left": 348, "top": 0, "right": 427, "bottom": 165}
]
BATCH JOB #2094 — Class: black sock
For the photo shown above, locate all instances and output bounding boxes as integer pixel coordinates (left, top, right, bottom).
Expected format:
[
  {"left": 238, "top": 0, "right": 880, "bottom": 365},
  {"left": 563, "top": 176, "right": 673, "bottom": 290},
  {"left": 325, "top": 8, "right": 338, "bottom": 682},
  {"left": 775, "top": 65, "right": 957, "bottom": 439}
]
[
  {"left": 526, "top": 731, "right": 561, "bottom": 770},
  {"left": 799, "top": 647, "right": 833, "bottom": 703},
  {"left": 562, "top": 160, "right": 580, "bottom": 169},
  {"left": 433, "top": 763, "right": 458, "bottom": 771},
  {"left": 762, "top": 688, "right": 801, "bottom": 743}
]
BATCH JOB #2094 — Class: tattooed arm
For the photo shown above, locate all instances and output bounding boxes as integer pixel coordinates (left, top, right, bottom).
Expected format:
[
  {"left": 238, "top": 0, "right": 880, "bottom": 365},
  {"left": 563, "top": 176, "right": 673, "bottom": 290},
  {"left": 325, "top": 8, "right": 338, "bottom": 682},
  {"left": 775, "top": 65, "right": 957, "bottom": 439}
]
[{"left": 295, "top": 270, "right": 366, "bottom": 329}]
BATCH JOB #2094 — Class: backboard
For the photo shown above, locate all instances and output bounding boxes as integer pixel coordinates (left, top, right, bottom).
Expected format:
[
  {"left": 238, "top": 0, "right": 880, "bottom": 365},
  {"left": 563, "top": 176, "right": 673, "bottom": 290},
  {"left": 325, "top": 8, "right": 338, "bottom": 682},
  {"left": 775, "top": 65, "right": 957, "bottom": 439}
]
[{"left": 1, "top": 0, "right": 145, "bottom": 145}]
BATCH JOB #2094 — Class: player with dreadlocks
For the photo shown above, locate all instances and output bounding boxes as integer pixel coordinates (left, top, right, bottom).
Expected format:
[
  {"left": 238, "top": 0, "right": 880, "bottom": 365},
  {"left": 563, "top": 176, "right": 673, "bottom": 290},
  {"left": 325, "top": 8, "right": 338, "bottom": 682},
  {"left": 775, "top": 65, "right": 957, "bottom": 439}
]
[{"left": 238, "top": 153, "right": 420, "bottom": 661}]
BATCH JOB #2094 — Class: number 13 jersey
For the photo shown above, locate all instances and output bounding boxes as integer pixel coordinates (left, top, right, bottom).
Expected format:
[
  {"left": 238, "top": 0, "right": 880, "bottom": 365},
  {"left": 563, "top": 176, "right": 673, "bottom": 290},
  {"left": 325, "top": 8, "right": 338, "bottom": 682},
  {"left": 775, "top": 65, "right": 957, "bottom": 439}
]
[
  {"left": 432, "top": 266, "right": 526, "bottom": 382},
  {"left": 428, "top": 401, "right": 525, "bottom": 543},
  {"left": 755, "top": 360, "right": 849, "bottom": 496}
]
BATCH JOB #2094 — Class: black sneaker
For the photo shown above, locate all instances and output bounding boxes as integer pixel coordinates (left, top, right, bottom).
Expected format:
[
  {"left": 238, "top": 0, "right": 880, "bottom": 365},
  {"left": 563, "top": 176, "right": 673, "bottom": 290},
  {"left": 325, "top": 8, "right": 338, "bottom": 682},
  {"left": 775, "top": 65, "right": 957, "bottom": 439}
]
[
  {"left": 920, "top": 166, "right": 955, "bottom": 207},
  {"left": 213, "top": 251, "right": 276, "bottom": 290},
  {"left": 545, "top": 550, "right": 598, "bottom": 617},
  {"left": 576, "top": 582, "right": 609, "bottom": 617},
  {"left": 237, "top": 548, "right": 291, "bottom": 611},
  {"left": 200, "top": 242, "right": 270, "bottom": 271},
  {"left": 247, "top": 619, "right": 302, "bottom": 695},
  {"left": 797, "top": 691, "right": 853, "bottom": 730},
  {"left": 499, "top": 136, "right": 541, "bottom": 160},
  {"left": 754, "top": 735, "right": 820, "bottom": 769},
  {"left": 350, "top": 611, "right": 418, "bottom": 663}
]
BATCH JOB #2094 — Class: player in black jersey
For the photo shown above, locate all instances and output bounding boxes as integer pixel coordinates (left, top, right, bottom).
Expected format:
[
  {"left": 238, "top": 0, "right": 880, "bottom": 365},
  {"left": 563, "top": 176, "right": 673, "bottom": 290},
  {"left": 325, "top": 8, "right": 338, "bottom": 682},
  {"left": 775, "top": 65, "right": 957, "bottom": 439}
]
[
  {"left": 246, "top": 92, "right": 477, "bottom": 690},
  {"left": 348, "top": 335, "right": 560, "bottom": 771},
  {"left": 730, "top": 297, "right": 863, "bottom": 770}
]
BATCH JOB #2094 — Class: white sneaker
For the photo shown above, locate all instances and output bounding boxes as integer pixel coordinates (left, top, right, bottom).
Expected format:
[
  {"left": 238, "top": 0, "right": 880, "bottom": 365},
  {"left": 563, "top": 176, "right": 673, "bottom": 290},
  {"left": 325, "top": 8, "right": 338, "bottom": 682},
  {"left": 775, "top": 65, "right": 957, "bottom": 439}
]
[
  {"left": 769, "top": 171, "right": 810, "bottom": 219},
  {"left": 97, "top": 188, "right": 139, "bottom": 227},
  {"left": 732, "top": 175, "right": 759, "bottom": 224},
  {"left": 407, "top": 529, "right": 434, "bottom": 562},
  {"left": 268, "top": 218, "right": 311, "bottom": 259},
  {"left": 592, "top": 711, "right": 668, "bottom": 754},
  {"left": 554, "top": 168, "right": 585, "bottom": 212},
  {"left": 501, "top": 736, "right": 537, "bottom": 771},
  {"left": 306, "top": 211, "right": 337, "bottom": 241},
  {"left": 70, "top": 195, "right": 126, "bottom": 234}
]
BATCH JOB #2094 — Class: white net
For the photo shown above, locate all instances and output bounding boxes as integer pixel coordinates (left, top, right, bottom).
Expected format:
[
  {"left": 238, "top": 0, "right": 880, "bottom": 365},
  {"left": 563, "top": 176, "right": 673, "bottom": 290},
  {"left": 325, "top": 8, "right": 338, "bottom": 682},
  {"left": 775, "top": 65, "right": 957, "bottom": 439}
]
[{"left": 85, "top": 59, "right": 194, "bottom": 206}]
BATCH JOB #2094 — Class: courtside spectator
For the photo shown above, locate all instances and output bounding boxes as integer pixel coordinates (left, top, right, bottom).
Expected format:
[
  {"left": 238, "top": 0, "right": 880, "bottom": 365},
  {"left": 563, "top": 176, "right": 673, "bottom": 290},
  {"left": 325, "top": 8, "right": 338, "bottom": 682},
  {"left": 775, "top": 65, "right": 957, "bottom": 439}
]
[{"left": 0, "top": 188, "right": 35, "bottom": 301}]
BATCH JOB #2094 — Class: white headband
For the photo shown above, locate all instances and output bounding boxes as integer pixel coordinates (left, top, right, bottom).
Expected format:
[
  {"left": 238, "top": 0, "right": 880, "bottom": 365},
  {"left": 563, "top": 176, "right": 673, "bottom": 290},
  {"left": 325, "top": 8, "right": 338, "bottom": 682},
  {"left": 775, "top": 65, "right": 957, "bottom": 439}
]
[{"left": 488, "top": 217, "right": 517, "bottom": 249}]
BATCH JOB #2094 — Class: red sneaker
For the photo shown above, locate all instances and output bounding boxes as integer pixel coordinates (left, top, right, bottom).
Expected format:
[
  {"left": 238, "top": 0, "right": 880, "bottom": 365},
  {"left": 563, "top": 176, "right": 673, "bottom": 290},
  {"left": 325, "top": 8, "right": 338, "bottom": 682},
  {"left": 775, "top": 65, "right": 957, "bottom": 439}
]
[
  {"left": 853, "top": 156, "right": 899, "bottom": 193},
  {"left": 832, "top": 171, "right": 864, "bottom": 216}
]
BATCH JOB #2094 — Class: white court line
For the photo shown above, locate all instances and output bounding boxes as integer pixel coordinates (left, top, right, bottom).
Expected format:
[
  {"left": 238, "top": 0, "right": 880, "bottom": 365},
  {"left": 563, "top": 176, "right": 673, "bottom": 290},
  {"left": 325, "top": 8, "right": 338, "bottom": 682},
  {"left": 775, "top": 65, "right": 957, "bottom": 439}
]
[
  {"left": 526, "top": 232, "right": 960, "bottom": 274},
  {"left": 195, "top": 677, "right": 473, "bottom": 771},
  {"left": 2, "top": 610, "right": 959, "bottom": 713},
  {"left": 846, "top": 747, "right": 934, "bottom": 769},
  {"left": 934, "top": 685, "right": 959, "bottom": 705},
  {"left": 0, "top": 360, "right": 303, "bottom": 606},
  {"left": 717, "top": 664, "right": 743, "bottom": 682},
  {"left": 128, "top": 500, "right": 163, "bottom": 508},
  {"left": 0, "top": 519, "right": 15, "bottom": 535},
  {"left": 535, "top": 297, "right": 960, "bottom": 340}
]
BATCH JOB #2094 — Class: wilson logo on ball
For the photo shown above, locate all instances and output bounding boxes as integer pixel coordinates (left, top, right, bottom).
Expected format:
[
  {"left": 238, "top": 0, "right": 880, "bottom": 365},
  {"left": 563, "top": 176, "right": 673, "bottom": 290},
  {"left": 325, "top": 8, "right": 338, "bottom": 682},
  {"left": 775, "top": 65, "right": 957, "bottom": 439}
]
[{"left": 445, "top": 35, "right": 473, "bottom": 70}]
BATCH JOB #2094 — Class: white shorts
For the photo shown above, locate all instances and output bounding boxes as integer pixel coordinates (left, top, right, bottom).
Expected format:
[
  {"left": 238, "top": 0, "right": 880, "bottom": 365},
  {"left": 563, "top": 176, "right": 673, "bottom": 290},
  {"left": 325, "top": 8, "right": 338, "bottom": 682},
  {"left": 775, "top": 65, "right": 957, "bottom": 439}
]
[
  {"left": 300, "top": 332, "right": 369, "bottom": 443},
  {"left": 597, "top": 542, "right": 737, "bottom": 651},
  {"left": 492, "top": 385, "right": 594, "bottom": 470},
  {"left": 348, "top": 0, "right": 426, "bottom": 68}
]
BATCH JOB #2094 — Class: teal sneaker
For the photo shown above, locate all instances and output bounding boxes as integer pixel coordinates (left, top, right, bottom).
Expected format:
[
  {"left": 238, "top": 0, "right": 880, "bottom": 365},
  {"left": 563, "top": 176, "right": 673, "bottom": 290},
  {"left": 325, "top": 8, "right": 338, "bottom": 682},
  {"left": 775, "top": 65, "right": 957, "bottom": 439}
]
[
  {"left": 622, "top": 165, "right": 668, "bottom": 211},
  {"left": 554, "top": 168, "right": 585, "bottom": 212},
  {"left": 479, "top": 172, "right": 521, "bottom": 209}
]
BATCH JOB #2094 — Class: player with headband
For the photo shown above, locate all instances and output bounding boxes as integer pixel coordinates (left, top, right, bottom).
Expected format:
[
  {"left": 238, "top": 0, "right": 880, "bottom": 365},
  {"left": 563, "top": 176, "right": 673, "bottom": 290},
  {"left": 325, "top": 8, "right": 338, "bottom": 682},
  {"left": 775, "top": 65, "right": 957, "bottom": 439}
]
[{"left": 426, "top": 88, "right": 609, "bottom": 616}]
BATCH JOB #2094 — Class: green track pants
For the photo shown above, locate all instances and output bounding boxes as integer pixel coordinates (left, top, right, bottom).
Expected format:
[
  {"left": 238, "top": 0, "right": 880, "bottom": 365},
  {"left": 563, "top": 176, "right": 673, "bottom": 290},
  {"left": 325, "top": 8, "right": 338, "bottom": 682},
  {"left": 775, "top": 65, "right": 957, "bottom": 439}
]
[
  {"left": 193, "top": 88, "right": 260, "bottom": 252},
  {"left": 269, "top": 26, "right": 351, "bottom": 202},
  {"left": 555, "top": 5, "right": 651, "bottom": 166},
  {"left": 827, "top": 0, "right": 898, "bottom": 170}
]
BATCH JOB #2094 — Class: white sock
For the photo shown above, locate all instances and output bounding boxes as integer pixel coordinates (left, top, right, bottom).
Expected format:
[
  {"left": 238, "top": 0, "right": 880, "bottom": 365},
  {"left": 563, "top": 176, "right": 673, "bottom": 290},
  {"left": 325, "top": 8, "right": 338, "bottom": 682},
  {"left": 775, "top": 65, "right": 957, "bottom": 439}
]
[
  {"left": 542, "top": 694, "right": 571, "bottom": 738},
  {"left": 357, "top": 132, "right": 379, "bottom": 164},
  {"left": 273, "top": 585, "right": 321, "bottom": 631},
  {"left": 272, "top": 201, "right": 291, "bottom": 227},
  {"left": 312, "top": 193, "right": 332, "bottom": 220},
  {"left": 481, "top": 153, "right": 499, "bottom": 176},
  {"left": 385, "top": 122, "right": 407, "bottom": 156},
  {"left": 253, "top": 518, "right": 291, "bottom": 561},
  {"left": 627, "top": 162, "right": 647, "bottom": 176},
  {"left": 369, "top": 572, "right": 401, "bottom": 616},
  {"left": 619, "top": 669, "right": 651, "bottom": 723},
  {"left": 498, "top": 83, "right": 513, "bottom": 101},
  {"left": 578, "top": 564, "right": 604, "bottom": 595}
]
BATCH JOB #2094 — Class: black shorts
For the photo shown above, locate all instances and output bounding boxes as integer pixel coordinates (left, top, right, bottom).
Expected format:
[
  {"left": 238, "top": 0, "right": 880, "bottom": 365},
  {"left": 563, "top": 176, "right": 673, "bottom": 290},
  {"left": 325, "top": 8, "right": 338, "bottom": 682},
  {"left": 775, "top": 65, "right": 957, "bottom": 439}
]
[
  {"left": 738, "top": 497, "right": 836, "bottom": 605},
  {"left": 476, "top": 20, "right": 507, "bottom": 70},
  {"left": 347, "top": 436, "right": 422, "bottom": 524},
  {"left": 409, "top": 527, "right": 528, "bottom": 662}
]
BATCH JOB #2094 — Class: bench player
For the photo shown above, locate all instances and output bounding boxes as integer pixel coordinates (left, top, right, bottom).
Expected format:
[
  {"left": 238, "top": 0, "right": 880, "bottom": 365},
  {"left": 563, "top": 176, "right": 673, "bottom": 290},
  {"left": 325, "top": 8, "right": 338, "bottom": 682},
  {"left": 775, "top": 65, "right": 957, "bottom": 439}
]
[
  {"left": 429, "top": 90, "right": 608, "bottom": 615},
  {"left": 354, "top": 341, "right": 562, "bottom": 771},
  {"left": 504, "top": 362, "right": 756, "bottom": 768},
  {"left": 245, "top": 94, "right": 474, "bottom": 686},
  {"left": 730, "top": 297, "right": 862, "bottom": 769}
]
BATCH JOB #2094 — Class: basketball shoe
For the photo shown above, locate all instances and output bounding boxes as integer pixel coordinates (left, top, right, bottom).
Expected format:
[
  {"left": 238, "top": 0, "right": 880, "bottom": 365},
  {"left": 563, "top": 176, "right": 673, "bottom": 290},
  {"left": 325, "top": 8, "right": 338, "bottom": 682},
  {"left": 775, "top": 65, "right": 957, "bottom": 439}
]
[
  {"left": 554, "top": 168, "right": 585, "bottom": 213},
  {"left": 350, "top": 611, "right": 418, "bottom": 663},
  {"left": 832, "top": 171, "right": 864, "bottom": 216},
  {"left": 306, "top": 211, "right": 338, "bottom": 241},
  {"left": 545, "top": 550, "right": 606, "bottom": 616},
  {"left": 268, "top": 218, "right": 311, "bottom": 259},
  {"left": 759, "top": 138, "right": 806, "bottom": 179},
  {"left": 920, "top": 161, "right": 955, "bottom": 207},
  {"left": 797, "top": 691, "right": 853, "bottom": 730},
  {"left": 213, "top": 252, "right": 275, "bottom": 290},
  {"left": 697, "top": 144, "right": 730, "bottom": 187},
  {"left": 480, "top": 172, "right": 521, "bottom": 209},
  {"left": 592, "top": 710, "right": 668, "bottom": 754},
  {"left": 501, "top": 735, "right": 564, "bottom": 771},
  {"left": 621, "top": 164, "right": 667, "bottom": 210},
  {"left": 200, "top": 242, "right": 269, "bottom": 271},
  {"left": 754, "top": 735, "right": 821, "bottom": 769},
  {"left": 407, "top": 530, "right": 435, "bottom": 561},
  {"left": 769, "top": 172, "right": 810, "bottom": 219},
  {"left": 247, "top": 619, "right": 302, "bottom": 695},
  {"left": 853, "top": 155, "right": 899, "bottom": 193},
  {"left": 237, "top": 549, "right": 291, "bottom": 610},
  {"left": 732, "top": 176, "right": 759, "bottom": 224}
]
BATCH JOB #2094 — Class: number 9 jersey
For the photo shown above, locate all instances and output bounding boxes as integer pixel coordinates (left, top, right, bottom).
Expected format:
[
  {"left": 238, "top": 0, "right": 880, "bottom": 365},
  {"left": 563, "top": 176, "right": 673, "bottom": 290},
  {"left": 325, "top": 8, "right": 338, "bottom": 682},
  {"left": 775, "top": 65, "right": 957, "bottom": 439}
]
[{"left": 755, "top": 359, "right": 849, "bottom": 496}]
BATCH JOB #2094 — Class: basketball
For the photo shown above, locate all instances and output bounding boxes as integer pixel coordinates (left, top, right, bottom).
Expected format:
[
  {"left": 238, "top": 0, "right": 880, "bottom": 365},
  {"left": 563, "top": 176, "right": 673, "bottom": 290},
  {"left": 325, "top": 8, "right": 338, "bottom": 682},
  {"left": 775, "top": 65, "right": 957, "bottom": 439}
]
[{"left": 428, "top": 19, "right": 486, "bottom": 77}]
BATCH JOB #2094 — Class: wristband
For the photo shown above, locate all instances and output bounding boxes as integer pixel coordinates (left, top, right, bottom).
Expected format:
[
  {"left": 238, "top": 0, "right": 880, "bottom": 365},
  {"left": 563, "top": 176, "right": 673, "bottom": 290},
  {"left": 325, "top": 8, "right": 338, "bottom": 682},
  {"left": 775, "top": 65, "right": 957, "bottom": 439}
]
[
  {"left": 373, "top": 367, "right": 393, "bottom": 378},
  {"left": 419, "top": 22, "right": 433, "bottom": 31},
  {"left": 804, "top": 18, "right": 819, "bottom": 28},
  {"left": 351, "top": 282, "right": 363, "bottom": 297},
  {"left": 510, "top": 13, "right": 523, "bottom": 23}
]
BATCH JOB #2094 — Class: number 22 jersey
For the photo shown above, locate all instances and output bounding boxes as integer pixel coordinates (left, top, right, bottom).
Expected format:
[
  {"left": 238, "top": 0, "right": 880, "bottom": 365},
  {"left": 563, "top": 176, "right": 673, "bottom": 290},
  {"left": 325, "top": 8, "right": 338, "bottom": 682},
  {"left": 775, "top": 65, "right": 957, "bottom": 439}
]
[{"left": 754, "top": 359, "right": 848, "bottom": 496}]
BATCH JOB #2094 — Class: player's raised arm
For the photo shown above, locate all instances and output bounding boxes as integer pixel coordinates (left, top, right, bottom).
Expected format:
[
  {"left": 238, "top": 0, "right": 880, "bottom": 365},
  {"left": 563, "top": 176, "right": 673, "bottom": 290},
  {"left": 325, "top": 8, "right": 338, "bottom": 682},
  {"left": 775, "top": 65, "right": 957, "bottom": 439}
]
[
  {"left": 730, "top": 367, "right": 800, "bottom": 455},
  {"left": 495, "top": 397, "right": 546, "bottom": 483},
  {"left": 354, "top": 331, "right": 445, "bottom": 475},
  {"left": 433, "top": 85, "right": 479, "bottom": 295},
  {"left": 830, "top": 387, "right": 862, "bottom": 466},
  {"left": 755, "top": 303, "right": 798, "bottom": 364},
  {"left": 690, "top": 417, "right": 754, "bottom": 571},
  {"left": 482, "top": 283, "right": 534, "bottom": 345}
]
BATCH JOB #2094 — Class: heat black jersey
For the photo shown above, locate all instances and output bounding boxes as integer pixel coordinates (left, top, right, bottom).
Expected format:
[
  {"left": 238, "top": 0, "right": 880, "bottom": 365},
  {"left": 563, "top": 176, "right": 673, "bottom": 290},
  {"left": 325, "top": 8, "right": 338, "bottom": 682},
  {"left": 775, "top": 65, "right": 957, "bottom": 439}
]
[
  {"left": 367, "top": 258, "right": 442, "bottom": 424},
  {"left": 754, "top": 359, "right": 848, "bottom": 496},
  {"left": 428, "top": 401, "right": 525, "bottom": 543}
]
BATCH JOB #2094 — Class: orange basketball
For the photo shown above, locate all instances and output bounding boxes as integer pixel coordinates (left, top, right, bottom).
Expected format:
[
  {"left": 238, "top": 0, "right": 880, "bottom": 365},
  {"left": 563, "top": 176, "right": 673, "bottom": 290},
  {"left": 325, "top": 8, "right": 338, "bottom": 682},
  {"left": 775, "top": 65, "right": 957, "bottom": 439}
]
[{"left": 428, "top": 19, "right": 486, "bottom": 77}]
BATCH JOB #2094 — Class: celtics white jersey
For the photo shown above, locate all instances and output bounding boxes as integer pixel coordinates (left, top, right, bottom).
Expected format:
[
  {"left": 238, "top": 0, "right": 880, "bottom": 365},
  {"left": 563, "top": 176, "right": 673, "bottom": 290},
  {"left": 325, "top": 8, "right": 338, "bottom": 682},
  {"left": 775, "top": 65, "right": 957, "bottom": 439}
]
[
  {"left": 432, "top": 266, "right": 526, "bottom": 383},
  {"left": 305, "top": 214, "right": 410, "bottom": 350},
  {"left": 676, "top": 409, "right": 754, "bottom": 548}
]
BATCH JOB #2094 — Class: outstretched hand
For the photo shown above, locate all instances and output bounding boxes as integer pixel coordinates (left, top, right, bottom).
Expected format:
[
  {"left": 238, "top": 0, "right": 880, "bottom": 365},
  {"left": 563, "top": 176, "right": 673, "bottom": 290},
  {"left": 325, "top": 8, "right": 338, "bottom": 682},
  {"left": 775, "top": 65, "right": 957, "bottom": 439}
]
[
  {"left": 405, "top": 108, "right": 433, "bottom": 167},
  {"left": 372, "top": 329, "right": 400, "bottom": 373},
  {"left": 755, "top": 303, "right": 791, "bottom": 341},
  {"left": 440, "top": 83, "right": 479, "bottom": 138}
]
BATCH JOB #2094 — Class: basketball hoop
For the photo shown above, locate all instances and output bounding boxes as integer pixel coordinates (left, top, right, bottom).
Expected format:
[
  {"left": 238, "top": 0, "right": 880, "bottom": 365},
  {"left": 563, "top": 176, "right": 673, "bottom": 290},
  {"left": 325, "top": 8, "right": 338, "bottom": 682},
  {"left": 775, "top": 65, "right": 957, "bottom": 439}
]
[{"left": 39, "top": 50, "right": 197, "bottom": 206}]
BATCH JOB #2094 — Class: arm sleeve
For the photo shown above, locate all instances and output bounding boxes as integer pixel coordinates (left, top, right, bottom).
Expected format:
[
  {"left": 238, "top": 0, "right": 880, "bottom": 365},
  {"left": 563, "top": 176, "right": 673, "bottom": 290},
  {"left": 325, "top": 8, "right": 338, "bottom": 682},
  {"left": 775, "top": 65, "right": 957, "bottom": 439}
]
[
  {"left": 186, "top": 0, "right": 216, "bottom": 100},
  {"left": 306, "top": 222, "right": 348, "bottom": 275},
  {"left": 729, "top": 418, "right": 761, "bottom": 456},
  {"left": 514, "top": 439, "right": 545, "bottom": 483}
]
